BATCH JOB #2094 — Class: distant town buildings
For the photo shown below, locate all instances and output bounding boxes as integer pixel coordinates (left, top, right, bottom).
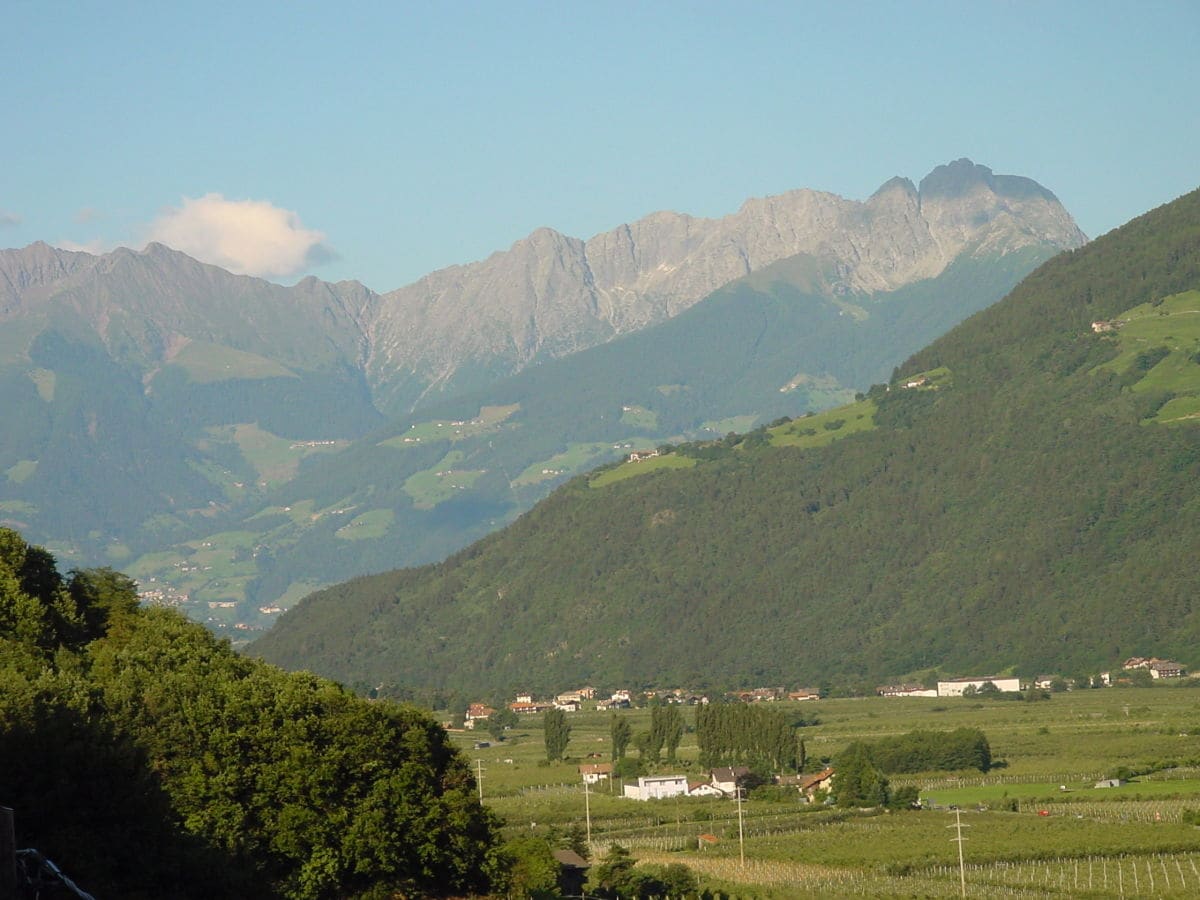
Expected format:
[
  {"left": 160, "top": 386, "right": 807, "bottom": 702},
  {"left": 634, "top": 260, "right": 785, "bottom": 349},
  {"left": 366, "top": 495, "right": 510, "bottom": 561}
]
[
  {"left": 936, "top": 677, "right": 1021, "bottom": 697},
  {"left": 1123, "top": 657, "right": 1186, "bottom": 679}
]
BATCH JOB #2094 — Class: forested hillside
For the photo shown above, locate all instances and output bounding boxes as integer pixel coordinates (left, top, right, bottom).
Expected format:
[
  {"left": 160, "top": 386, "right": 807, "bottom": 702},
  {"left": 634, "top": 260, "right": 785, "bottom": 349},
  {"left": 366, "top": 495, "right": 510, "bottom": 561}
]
[
  {"left": 253, "top": 187, "right": 1200, "bottom": 699},
  {"left": 0, "top": 528, "right": 500, "bottom": 899},
  {"left": 235, "top": 243, "right": 1050, "bottom": 608}
]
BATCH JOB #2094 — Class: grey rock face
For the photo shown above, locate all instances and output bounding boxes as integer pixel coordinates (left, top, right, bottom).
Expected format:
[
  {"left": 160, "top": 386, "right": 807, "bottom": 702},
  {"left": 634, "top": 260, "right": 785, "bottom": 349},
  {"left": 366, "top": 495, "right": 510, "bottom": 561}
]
[
  {"left": 1, "top": 160, "right": 1085, "bottom": 414},
  {"left": 367, "top": 159, "right": 1085, "bottom": 410}
]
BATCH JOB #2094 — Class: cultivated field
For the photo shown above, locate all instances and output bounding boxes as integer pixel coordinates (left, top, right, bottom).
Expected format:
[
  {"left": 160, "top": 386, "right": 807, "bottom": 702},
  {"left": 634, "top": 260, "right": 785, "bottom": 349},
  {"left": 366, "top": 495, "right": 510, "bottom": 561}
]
[{"left": 449, "top": 686, "right": 1200, "bottom": 896}]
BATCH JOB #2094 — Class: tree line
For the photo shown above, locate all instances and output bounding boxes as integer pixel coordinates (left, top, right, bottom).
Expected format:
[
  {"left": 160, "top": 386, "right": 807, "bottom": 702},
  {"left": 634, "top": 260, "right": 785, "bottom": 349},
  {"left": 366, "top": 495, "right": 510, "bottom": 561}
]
[{"left": 0, "top": 527, "right": 503, "bottom": 899}]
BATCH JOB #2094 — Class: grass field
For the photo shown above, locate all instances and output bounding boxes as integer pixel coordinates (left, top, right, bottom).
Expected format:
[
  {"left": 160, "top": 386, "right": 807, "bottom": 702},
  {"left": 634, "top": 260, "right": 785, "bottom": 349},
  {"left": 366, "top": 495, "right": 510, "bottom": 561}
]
[
  {"left": 449, "top": 686, "right": 1200, "bottom": 896},
  {"left": 335, "top": 508, "right": 394, "bottom": 540},
  {"left": 770, "top": 398, "right": 877, "bottom": 449},
  {"left": 168, "top": 340, "right": 299, "bottom": 383},
  {"left": 1096, "top": 290, "right": 1200, "bottom": 424},
  {"left": 589, "top": 453, "right": 698, "bottom": 488},
  {"left": 379, "top": 403, "right": 520, "bottom": 448},
  {"left": 4, "top": 460, "right": 37, "bottom": 484},
  {"left": 620, "top": 405, "right": 659, "bottom": 429},
  {"left": 513, "top": 442, "right": 618, "bottom": 487},
  {"left": 702, "top": 415, "right": 761, "bottom": 436},
  {"left": 404, "top": 450, "right": 486, "bottom": 508}
]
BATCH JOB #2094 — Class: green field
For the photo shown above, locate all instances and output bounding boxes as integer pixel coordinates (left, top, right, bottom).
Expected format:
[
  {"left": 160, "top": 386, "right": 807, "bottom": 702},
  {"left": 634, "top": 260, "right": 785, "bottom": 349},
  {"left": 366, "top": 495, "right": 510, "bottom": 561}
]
[
  {"left": 4, "top": 460, "right": 37, "bottom": 484},
  {"left": 335, "top": 508, "right": 394, "bottom": 540},
  {"left": 620, "top": 405, "right": 659, "bottom": 429},
  {"left": 197, "top": 423, "right": 346, "bottom": 488},
  {"left": 702, "top": 415, "right": 760, "bottom": 435},
  {"left": 589, "top": 453, "right": 698, "bottom": 488},
  {"left": 452, "top": 686, "right": 1200, "bottom": 897},
  {"left": 28, "top": 368, "right": 55, "bottom": 401},
  {"left": 770, "top": 398, "right": 877, "bottom": 449},
  {"left": 380, "top": 403, "right": 520, "bottom": 448},
  {"left": 404, "top": 450, "right": 486, "bottom": 508},
  {"left": 167, "top": 340, "right": 298, "bottom": 383},
  {"left": 1097, "top": 290, "right": 1200, "bottom": 423},
  {"left": 513, "top": 442, "right": 618, "bottom": 487}
]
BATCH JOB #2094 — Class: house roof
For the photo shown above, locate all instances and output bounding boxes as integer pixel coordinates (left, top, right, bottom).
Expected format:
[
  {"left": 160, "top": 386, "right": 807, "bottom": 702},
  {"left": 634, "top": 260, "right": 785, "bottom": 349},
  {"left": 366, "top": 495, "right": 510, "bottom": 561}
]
[
  {"left": 710, "top": 766, "right": 750, "bottom": 782},
  {"left": 799, "top": 767, "right": 836, "bottom": 791},
  {"left": 579, "top": 763, "right": 613, "bottom": 775},
  {"left": 552, "top": 849, "right": 589, "bottom": 869}
]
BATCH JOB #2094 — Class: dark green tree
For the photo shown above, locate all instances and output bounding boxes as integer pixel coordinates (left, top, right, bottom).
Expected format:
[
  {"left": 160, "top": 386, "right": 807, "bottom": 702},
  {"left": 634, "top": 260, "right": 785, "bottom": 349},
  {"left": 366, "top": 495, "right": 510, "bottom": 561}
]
[
  {"left": 544, "top": 708, "right": 571, "bottom": 762},
  {"left": 610, "top": 714, "right": 632, "bottom": 760},
  {"left": 501, "top": 837, "right": 560, "bottom": 900},
  {"left": 487, "top": 706, "right": 518, "bottom": 741},
  {"left": 588, "top": 844, "right": 636, "bottom": 898},
  {"left": 653, "top": 705, "right": 685, "bottom": 763},
  {"left": 834, "top": 742, "right": 890, "bottom": 808}
]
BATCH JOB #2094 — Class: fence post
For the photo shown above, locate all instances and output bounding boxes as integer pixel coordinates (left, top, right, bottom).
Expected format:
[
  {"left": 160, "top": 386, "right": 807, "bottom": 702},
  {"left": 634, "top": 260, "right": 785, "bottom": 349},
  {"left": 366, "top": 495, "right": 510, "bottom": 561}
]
[{"left": 0, "top": 806, "right": 16, "bottom": 900}]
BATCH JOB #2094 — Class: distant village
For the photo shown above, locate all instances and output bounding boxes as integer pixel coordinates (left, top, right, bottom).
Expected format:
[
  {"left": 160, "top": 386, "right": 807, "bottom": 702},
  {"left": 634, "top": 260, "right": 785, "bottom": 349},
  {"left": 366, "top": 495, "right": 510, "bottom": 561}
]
[
  {"left": 465, "top": 653, "right": 1189, "bottom": 727},
  {"left": 457, "top": 656, "right": 1187, "bottom": 804},
  {"left": 878, "top": 657, "right": 1187, "bottom": 697}
]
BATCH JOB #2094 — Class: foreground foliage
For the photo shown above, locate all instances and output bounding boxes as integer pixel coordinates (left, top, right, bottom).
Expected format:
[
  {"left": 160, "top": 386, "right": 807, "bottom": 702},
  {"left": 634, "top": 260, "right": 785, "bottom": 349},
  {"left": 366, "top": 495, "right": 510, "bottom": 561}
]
[{"left": 0, "top": 528, "right": 501, "bottom": 898}]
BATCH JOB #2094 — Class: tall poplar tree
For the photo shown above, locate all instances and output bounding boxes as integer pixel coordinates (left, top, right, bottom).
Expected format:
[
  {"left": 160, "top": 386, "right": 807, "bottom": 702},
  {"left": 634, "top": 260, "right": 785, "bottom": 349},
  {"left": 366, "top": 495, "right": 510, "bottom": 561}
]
[
  {"left": 610, "top": 714, "right": 632, "bottom": 760},
  {"left": 544, "top": 708, "right": 571, "bottom": 762}
]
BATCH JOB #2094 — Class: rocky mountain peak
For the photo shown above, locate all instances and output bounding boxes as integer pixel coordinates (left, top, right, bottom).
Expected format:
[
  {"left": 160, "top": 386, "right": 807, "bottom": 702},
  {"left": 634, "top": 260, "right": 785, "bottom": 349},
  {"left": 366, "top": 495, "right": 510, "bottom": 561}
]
[{"left": 362, "top": 160, "right": 1086, "bottom": 412}]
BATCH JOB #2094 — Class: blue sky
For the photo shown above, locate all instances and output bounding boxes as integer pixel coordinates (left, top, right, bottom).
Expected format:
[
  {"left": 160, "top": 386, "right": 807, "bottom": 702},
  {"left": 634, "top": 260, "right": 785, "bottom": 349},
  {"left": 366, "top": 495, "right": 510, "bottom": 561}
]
[{"left": 3, "top": 1, "right": 1198, "bottom": 290}]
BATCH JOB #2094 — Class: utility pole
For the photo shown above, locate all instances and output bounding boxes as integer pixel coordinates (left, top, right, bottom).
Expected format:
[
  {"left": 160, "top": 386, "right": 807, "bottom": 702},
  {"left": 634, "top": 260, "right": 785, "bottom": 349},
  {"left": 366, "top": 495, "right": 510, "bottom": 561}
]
[
  {"left": 583, "top": 777, "right": 592, "bottom": 851},
  {"left": 476, "top": 759, "right": 484, "bottom": 802},
  {"left": 736, "top": 778, "right": 745, "bottom": 868},
  {"left": 947, "top": 808, "right": 969, "bottom": 897}
]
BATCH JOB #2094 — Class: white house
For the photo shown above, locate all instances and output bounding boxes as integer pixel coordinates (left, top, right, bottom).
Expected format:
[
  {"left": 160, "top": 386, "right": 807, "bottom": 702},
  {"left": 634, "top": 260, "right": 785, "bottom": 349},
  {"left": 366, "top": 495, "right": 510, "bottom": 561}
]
[
  {"left": 579, "top": 763, "right": 612, "bottom": 784},
  {"left": 623, "top": 774, "right": 689, "bottom": 801},
  {"left": 710, "top": 766, "right": 751, "bottom": 796},
  {"left": 936, "top": 677, "right": 1021, "bottom": 697},
  {"left": 687, "top": 780, "right": 726, "bottom": 798}
]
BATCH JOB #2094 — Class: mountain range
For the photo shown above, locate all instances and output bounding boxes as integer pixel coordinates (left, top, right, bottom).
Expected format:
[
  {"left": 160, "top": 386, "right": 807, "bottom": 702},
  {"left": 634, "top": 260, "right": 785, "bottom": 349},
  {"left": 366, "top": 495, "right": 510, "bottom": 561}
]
[
  {"left": 0, "top": 160, "right": 1085, "bottom": 630},
  {"left": 251, "top": 185, "right": 1200, "bottom": 699}
]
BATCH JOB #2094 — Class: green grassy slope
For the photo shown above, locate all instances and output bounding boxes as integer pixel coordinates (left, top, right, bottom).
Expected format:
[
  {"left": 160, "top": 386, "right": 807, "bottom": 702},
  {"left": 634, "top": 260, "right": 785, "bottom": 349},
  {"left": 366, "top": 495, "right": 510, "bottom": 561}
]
[{"left": 251, "top": 187, "right": 1200, "bottom": 697}]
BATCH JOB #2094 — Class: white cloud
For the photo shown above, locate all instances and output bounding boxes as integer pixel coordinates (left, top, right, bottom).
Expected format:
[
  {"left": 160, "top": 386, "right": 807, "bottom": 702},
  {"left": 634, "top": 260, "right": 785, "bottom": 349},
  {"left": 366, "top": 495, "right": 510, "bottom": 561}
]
[
  {"left": 144, "top": 194, "right": 331, "bottom": 278},
  {"left": 73, "top": 207, "right": 102, "bottom": 224},
  {"left": 0, "top": 209, "right": 21, "bottom": 228}
]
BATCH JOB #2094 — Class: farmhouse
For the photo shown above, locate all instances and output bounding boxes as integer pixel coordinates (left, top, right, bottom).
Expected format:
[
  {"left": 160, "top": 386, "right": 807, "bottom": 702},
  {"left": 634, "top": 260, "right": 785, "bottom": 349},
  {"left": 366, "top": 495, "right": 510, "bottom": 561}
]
[
  {"left": 579, "top": 763, "right": 613, "bottom": 784},
  {"left": 509, "top": 700, "right": 553, "bottom": 715},
  {"left": 788, "top": 688, "right": 822, "bottom": 701},
  {"left": 798, "top": 767, "right": 836, "bottom": 801},
  {"left": 688, "top": 779, "right": 726, "bottom": 798},
  {"left": 1123, "top": 657, "right": 1186, "bottom": 678},
  {"left": 628, "top": 449, "right": 660, "bottom": 462},
  {"left": 464, "top": 704, "right": 495, "bottom": 729},
  {"left": 936, "top": 676, "right": 1021, "bottom": 697},
  {"left": 710, "top": 766, "right": 751, "bottom": 796},
  {"left": 623, "top": 774, "right": 689, "bottom": 801}
]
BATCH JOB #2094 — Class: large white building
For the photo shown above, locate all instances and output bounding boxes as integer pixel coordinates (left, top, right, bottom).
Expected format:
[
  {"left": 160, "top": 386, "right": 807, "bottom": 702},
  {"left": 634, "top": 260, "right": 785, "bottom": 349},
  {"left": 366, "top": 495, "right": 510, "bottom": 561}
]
[
  {"left": 936, "top": 677, "right": 1021, "bottom": 697},
  {"left": 623, "top": 774, "right": 689, "bottom": 801}
]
